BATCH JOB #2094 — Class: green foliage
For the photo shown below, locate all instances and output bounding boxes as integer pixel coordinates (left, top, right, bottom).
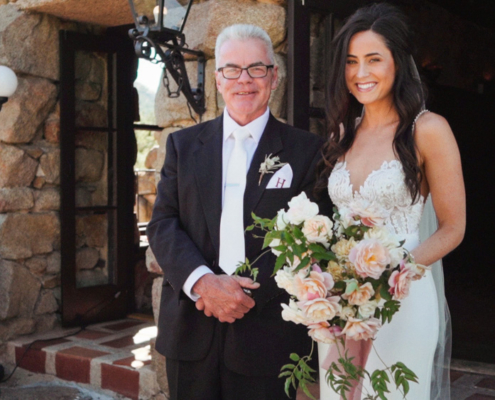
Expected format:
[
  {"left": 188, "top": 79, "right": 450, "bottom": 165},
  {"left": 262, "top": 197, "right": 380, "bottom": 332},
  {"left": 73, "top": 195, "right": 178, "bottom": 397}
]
[
  {"left": 279, "top": 353, "right": 317, "bottom": 399},
  {"left": 326, "top": 350, "right": 366, "bottom": 400},
  {"left": 370, "top": 369, "right": 390, "bottom": 399},
  {"left": 391, "top": 362, "right": 418, "bottom": 396},
  {"left": 380, "top": 300, "right": 401, "bottom": 324}
]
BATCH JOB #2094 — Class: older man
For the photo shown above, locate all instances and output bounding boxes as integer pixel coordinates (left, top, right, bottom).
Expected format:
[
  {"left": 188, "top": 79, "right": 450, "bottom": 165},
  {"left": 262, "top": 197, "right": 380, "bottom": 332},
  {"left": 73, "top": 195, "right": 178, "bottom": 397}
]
[{"left": 147, "top": 24, "right": 332, "bottom": 400}]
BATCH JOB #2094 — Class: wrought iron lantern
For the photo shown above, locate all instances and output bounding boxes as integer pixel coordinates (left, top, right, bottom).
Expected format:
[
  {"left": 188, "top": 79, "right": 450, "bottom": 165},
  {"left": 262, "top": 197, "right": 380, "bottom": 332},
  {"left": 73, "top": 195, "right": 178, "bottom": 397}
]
[
  {"left": 0, "top": 65, "right": 18, "bottom": 112},
  {"left": 128, "top": 0, "right": 206, "bottom": 116}
]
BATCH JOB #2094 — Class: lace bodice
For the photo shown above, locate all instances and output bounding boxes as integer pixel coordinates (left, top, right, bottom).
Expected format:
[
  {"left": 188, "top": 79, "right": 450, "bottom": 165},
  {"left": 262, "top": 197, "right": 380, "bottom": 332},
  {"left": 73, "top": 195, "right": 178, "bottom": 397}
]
[{"left": 328, "top": 160, "right": 425, "bottom": 238}]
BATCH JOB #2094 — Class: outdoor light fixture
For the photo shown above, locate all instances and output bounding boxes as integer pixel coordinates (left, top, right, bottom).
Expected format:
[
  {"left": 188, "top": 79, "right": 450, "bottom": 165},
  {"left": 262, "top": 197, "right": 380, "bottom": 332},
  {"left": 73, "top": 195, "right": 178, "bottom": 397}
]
[
  {"left": 0, "top": 65, "right": 18, "bottom": 112},
  {"left": 128, "top": 0, "right": 206, "bottom": 116}
]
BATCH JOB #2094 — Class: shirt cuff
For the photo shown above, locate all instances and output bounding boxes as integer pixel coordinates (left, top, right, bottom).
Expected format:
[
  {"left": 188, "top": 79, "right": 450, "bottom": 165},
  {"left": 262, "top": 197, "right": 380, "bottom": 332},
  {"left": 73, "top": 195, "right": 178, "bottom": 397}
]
[{"left": 182, "top": 265, "right": 214, "bottom": 301}]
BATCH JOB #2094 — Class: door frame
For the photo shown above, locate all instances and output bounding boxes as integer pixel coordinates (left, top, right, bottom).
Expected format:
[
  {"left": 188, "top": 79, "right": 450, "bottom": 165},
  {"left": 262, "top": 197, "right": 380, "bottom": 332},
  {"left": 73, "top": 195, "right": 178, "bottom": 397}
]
[{"left": 59, "top": 30, "right": 136, "bottom": 326}]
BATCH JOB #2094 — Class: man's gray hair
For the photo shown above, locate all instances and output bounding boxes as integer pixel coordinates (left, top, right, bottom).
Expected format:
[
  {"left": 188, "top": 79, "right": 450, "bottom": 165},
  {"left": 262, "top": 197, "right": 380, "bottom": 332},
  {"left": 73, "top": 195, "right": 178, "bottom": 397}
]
[{"left": 215, "top": 24, "right": 275, "bottom": 69}]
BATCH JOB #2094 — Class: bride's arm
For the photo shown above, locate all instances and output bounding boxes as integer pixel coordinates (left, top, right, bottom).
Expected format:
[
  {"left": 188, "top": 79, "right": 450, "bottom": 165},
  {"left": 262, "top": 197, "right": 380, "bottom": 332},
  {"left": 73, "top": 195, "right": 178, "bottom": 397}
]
[{"left": 410, "top": 112, "right": 466, "bottom": 266}]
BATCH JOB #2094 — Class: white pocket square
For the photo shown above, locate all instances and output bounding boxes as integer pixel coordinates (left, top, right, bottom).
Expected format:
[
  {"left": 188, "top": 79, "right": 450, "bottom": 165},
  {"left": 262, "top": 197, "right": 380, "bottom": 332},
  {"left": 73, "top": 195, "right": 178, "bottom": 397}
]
[{"left": 266, "top": 164, "right": 293, "bottom": 189}]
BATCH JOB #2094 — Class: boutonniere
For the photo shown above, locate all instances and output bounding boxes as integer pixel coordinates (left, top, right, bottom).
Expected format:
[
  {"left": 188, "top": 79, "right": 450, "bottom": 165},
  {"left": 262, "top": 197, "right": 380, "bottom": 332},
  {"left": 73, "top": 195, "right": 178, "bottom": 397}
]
[{"left": 258, "top": 154, "right": 288, "bottom": 185}]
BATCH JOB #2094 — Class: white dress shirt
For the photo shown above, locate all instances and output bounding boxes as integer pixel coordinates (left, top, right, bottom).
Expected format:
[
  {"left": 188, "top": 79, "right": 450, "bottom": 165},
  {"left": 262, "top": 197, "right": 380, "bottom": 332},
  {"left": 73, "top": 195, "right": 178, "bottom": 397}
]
[{"left": 182, "top": 107, "right": 270, "bottom": 300}]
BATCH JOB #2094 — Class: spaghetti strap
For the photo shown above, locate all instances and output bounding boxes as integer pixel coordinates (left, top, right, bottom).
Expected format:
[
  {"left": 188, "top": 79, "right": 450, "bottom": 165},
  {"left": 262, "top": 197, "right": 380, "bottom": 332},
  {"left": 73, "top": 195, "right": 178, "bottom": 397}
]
[{"left": 413, "top": 109, "right": 429, "bottom": 131}]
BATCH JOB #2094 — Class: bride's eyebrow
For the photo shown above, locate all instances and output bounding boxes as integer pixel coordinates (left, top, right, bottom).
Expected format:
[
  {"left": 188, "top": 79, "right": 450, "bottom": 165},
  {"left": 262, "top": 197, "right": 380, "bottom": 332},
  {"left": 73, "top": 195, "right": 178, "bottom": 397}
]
[{"left": 346, "top": 52, "right": 382, "bottom": 57}]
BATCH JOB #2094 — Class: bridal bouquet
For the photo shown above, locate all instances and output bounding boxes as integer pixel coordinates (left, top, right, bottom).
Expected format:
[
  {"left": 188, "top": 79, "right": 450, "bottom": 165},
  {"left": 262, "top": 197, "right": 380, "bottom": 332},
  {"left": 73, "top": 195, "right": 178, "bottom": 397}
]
[{"left": 241, "top": 192, "right": 427, "bottom": 400}]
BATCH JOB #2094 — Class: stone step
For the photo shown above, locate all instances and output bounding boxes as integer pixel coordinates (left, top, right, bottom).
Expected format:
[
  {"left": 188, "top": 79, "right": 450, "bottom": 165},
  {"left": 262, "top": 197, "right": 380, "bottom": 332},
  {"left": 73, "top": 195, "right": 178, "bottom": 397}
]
[{"left": 6, "top": 318, "right": 160, "bottom": 400}]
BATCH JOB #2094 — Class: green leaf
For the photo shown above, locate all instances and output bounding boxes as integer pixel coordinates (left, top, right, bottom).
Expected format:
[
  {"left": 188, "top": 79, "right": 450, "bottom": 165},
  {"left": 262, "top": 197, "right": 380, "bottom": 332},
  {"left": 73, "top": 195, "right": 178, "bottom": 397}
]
[
  {"left": 281, "top": 364, "right": 296, "bottom": 371},
  {"left": 300, "top": 382, "right": 317, "bottom": 400},
  {"left": 379, "top": 284, "right": 392, "bottom": 301},
  {"left": 284, "top": 378, "right": 291, "bottom": 397},
  {"left": 274, "top": 253, "right": 287, "bottom": 274},
  {"left": 293, "top": 226, "right": 305, "bottom": 240},
  {"left": 251, "top": 268, "right": 259, "bottom": 281},
  {"left": 245, "top": 224, "right": 255, "bottom": 231},
  {"left": 289, "top": 353, "right": 300, "bottom": 362},
  {"left": 294, "top": 256, "right": 310, "bottom": 272}
]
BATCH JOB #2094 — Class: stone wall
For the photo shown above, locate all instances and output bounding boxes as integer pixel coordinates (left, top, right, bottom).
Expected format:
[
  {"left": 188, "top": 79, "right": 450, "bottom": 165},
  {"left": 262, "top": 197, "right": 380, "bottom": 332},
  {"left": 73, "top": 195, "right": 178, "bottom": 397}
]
[{"left": 0, "top": 3, "right": 106, "bottom": 363}]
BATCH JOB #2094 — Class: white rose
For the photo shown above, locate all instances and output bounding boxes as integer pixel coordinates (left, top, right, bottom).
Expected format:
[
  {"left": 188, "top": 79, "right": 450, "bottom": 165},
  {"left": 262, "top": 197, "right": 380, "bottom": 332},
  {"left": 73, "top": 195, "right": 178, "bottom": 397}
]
[
  {"left": 358, "top": 300, "right": 379, "bottom": 319},
  {"left": 340, "top": 305, "right": 356, "bottom": 321},
  {"left": 281, "top": 299, "right": 311, "bottom": 325},
  {"left": 364, "top": 226, "right": 401, "bottom": 250},
  {"left": 274, "top": 267, "right": 296, "bottom": 296},
  {"left": 302, "top": 215, "right": 333, "bottom": 248},
  {"left": 285, "top": 192, "right": 319, "bottom": 225},
  {"left": 336, "top": 207, "right": 356, "bottom": 229}
]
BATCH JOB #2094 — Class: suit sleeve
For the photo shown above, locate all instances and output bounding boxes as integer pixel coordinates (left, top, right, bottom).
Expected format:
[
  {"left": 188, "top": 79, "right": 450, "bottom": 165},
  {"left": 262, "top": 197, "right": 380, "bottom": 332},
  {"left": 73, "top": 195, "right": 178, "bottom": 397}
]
[{"left": 146, "top": 133, "right": 209, "bottom": 300}]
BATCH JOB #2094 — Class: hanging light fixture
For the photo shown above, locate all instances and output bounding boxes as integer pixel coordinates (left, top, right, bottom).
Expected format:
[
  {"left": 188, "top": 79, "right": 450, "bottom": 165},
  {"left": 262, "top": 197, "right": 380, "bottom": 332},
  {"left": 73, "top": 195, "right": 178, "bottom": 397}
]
[
  {"left": 127, "top": 0, "right": 205, "bottom": 116},
  {"left": 0, "top": 65, "right": 18, "bottom": 112}
]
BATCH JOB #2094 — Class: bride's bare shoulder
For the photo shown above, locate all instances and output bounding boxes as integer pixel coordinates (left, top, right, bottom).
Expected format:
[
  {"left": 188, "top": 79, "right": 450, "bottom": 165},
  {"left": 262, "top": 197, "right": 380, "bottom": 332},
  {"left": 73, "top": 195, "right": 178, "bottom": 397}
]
[{"left": 414, "top": 111, "right": 459, "bottom": 163}]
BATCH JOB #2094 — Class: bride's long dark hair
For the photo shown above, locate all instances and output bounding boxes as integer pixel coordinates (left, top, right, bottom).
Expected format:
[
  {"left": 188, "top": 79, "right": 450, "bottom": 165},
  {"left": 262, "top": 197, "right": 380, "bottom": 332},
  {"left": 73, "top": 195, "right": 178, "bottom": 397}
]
[{"left": 317, "top": 3, "right": 425, "bottom": 203}]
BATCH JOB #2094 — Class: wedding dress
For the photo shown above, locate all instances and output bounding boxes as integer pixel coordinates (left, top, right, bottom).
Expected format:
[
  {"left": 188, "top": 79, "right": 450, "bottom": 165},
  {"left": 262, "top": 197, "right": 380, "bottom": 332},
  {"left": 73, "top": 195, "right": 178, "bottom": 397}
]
[{"left": 320, "top": 159, "right": 440, "bottom": 399}]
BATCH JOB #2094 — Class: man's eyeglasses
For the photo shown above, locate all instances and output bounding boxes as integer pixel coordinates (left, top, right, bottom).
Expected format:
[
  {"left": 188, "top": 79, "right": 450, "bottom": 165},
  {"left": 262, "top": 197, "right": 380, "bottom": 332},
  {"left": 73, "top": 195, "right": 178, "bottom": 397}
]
[{"left": 217, "top": 64, "right": 274, "bottom": 80}]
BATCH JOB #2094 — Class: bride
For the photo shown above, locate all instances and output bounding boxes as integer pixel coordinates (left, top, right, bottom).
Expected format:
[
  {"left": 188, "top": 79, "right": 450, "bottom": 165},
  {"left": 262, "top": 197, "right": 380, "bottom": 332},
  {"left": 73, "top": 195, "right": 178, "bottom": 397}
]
[{"left": 317, "top": 4, "right": 465, "bottom": 399}]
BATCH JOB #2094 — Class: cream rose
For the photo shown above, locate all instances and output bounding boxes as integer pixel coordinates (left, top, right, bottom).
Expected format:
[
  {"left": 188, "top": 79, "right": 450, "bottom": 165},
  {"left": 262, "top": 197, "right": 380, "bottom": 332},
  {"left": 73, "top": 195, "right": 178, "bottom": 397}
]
[
  {"left": 281, "top": 299, "right": 311, "bottom": 325},
  {"left": 340, "top": 305, "right": 356, "bottom": 321},
  {"left": 299, "top": 296, "right": 341, "bottom": 323},
  {"left": 332, "top": 237, "right": 357, "bottom": 261},
  {"left": 388, "top": 265, "right": 413, "bottom": 300},
  {"left": 349, "top": 239, "right": 391, "bottom": 279},
  {"left": 308, "top": 322, "right": 342, "bottom": 344},
  {"left": 343, "top": 281, "right": 375, "bottom": 306},
  {"left": 302, "top": 215, "right": 333, "bottom": 248},
  {"left": 327, "top": 261, "right": 345, "bottom": 282},
  {"left": 341, "top": 317, "right": 381, "bottom": 341},
  {"left": 358, "top": 300, "right": 379, "bottom": 319},
  {"left": 285, "top": 192, "right": 319, "bottom": 225}
]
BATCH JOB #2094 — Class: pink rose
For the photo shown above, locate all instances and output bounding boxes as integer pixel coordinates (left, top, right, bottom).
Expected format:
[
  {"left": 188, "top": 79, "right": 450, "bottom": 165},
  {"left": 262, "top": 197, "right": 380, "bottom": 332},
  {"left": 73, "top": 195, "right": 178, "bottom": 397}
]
[
  {"left": 307, "top": 322, "right": 342, "bottom": 344},
  {"left": 342, "top": 281, "right": 375, "bottom": 306},
  {"left": 388, "top": 263, "right": 414, "bottom": 300},
  {"left": 350, "top": 199, "right": 388, "bottom": 227},
  {"left": 349, "top": 239, "right": 391, "bottom": 279},
  {"left": 293, "top": 271, "right": 332, "bottom": 301},
  {"left": 341, "top": 317, "right": 381, "bottom": 341},
  {"left": 298, "top": 296, "right": 341, "bottom": 323}
]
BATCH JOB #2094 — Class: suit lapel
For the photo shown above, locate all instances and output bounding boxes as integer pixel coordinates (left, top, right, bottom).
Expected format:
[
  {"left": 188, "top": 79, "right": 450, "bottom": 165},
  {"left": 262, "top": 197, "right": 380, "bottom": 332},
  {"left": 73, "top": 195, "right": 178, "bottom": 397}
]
[
  {"left": 243, "top": 114, "right": 284, "bottom": 225},
  {"left": 194, "top": 117, "right": 223, "bottom": 258}
]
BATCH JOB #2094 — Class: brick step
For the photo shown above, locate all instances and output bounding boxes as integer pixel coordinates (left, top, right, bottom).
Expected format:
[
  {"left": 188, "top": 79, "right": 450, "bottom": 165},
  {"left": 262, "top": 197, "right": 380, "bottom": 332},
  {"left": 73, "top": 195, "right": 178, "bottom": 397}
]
[{"left": 7, "top": 318, "right": 160, "bottom": 400}]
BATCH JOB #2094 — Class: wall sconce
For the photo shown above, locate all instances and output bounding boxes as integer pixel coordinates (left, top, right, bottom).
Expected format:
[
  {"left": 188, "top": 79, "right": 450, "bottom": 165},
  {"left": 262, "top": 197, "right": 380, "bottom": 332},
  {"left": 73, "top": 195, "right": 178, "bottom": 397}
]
[
  {"left": 0, "top": 66, "right": 18, "bottom": 112},
  {"left": 127, "top": 0, "right": 206, "bottom": 116}
]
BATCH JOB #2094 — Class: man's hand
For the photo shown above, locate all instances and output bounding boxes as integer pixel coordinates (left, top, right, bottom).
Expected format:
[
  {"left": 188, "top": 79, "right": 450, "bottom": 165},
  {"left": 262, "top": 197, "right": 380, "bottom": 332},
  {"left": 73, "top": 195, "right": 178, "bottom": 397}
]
[{"left": 193, "top": 274, "right": 260, "bottom": 323}]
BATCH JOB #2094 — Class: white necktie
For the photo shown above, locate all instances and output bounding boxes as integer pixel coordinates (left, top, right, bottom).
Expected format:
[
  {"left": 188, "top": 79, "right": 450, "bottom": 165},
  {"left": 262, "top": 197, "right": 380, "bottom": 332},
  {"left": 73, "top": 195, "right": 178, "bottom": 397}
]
[{"left": 219, "top": 128, "right": 251, "bottom": 275}]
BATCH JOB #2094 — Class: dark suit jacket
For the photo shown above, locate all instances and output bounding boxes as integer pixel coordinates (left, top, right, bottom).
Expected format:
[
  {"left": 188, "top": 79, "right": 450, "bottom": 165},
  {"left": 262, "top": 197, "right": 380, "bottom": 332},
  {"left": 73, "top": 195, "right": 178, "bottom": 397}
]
[{"left": 147, "top": 113, "right": 332, "bottom": 377}]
